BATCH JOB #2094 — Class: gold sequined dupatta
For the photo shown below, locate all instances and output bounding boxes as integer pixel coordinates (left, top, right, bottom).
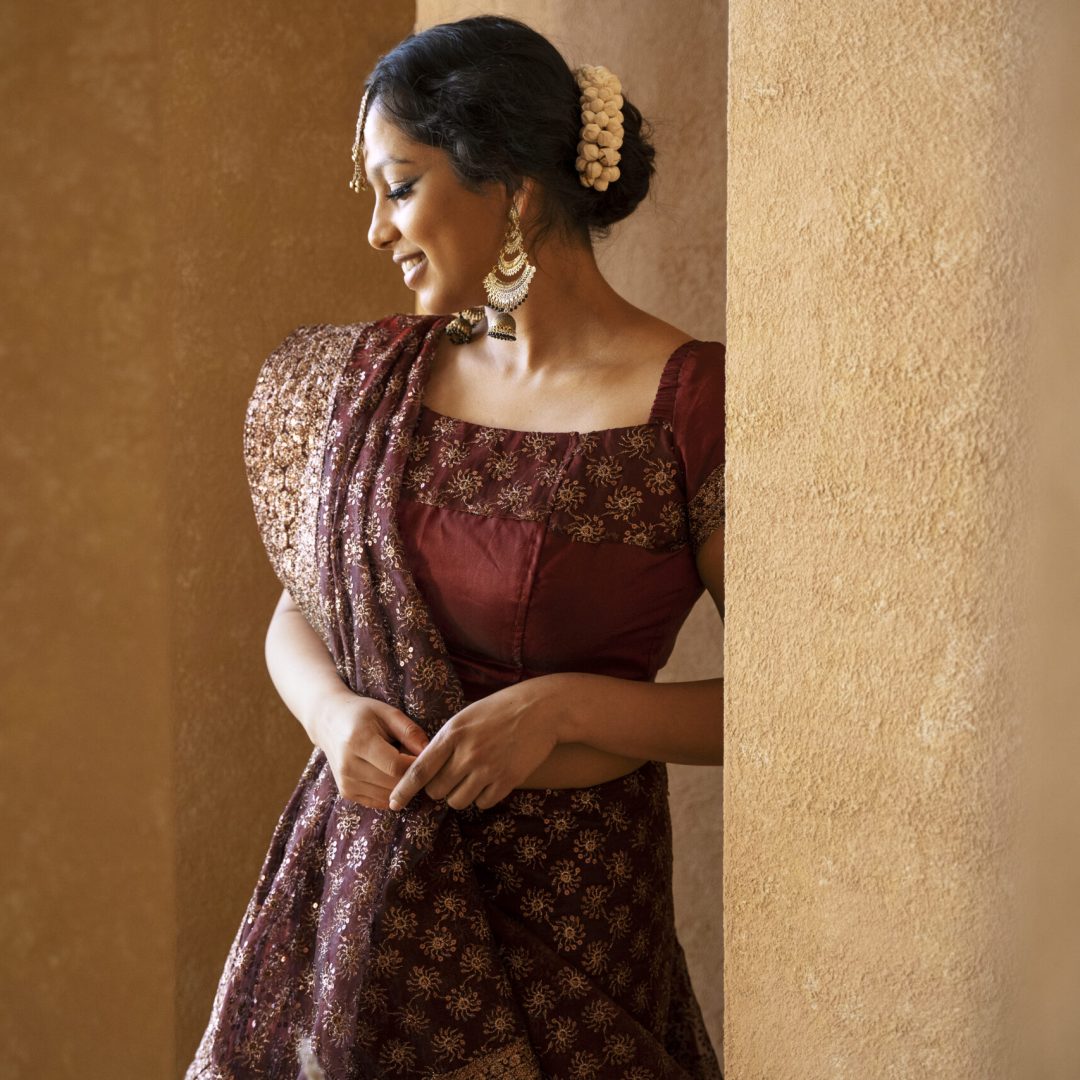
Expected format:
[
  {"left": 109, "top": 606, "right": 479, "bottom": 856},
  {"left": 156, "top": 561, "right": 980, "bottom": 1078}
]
[{"left": 214, "top": 312, "right": 544, "bottom": 1079}]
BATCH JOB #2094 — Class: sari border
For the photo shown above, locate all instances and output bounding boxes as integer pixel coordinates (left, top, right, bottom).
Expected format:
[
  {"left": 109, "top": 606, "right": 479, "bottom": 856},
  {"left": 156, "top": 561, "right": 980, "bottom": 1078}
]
[{"left": 432, "top": 1036, "right": 541, "bottom": 1079}]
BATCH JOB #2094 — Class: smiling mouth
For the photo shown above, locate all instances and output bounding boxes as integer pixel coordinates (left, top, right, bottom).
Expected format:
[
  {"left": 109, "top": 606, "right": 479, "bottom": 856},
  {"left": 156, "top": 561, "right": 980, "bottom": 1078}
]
[{"left": 401, "top": 254, "right": 425, "bottom": 273}]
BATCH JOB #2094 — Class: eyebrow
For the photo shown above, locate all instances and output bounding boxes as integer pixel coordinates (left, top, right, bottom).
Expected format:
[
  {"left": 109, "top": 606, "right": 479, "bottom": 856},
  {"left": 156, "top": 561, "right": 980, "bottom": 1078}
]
[{"left": 365, "top": 154, "right": 417, "bottom": 177}]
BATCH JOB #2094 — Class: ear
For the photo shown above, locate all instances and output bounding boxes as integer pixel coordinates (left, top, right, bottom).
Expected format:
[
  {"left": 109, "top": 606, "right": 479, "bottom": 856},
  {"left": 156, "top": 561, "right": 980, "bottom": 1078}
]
[{"left": 514, "top": 177, "right": 538, "bottom": 223}]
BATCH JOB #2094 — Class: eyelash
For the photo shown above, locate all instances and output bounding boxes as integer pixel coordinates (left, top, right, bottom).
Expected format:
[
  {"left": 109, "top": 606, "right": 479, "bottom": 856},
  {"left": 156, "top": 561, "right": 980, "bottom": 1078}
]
[{"left": 387, "top": 180, "right": 415, "bottom": 201}]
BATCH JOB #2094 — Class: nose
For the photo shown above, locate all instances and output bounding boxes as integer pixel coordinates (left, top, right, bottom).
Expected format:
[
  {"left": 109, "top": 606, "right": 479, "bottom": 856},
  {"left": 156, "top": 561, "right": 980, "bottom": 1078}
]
[{"left": 367, "top": 201, "right": 398, "bottom": 253}]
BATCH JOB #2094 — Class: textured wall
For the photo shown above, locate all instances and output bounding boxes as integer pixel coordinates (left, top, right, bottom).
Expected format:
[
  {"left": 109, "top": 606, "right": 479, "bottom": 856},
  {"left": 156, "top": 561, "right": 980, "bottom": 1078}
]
[
  {"left": 725, "top": 1, "right": 1027, "bottom": 1075},
  {"left": 1, "top": 2, "right": 416, "bottom": 1075},
  {"left": 415, "top": 0, "right": 729, "bottom": 1058},
  {"left": 2, "top": 3, "right": 175, "bottom": 1075}
]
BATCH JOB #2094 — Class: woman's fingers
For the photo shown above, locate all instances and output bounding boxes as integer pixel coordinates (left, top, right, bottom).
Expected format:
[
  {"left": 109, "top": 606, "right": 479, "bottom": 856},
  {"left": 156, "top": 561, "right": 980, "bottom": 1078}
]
[
  {"left": 360, "top": 722, "right": 420, "bottom": 781},
  {"left": 443, "top": 774, "right": 488, "bottom": 811},
  {"left": 339, "top": 778, "right": 396, "bottom": 809},
  {"left": 473, "top": 782, "right": 506, "bottom": 811},
  {"left": 380, "top": 708, "right": 431, "bottom": 757},
  {"left": 388, "top": 737, "right": 454, "bottom": 810},
  {"left": 351, "top": 751, "right": 417, "bottom": 790}
]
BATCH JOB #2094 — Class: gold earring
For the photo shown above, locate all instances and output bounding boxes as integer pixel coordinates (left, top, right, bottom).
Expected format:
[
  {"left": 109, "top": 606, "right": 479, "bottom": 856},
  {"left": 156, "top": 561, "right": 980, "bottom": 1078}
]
[
  {"left": 444, "top": 306, "right": 485, "bottom": 345},
  {"left": 482, "top": 203, "right": 535, "bottom": 342}
]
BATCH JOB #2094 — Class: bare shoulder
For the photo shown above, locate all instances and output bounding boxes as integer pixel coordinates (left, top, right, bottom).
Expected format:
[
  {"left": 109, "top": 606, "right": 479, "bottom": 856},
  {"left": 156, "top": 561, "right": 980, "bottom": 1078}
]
[
  {"left": 606, "top": 314, "right": 698, "bottom": 390},
  {"left": 617, "top": 311, "right": 698, "bottom": 355}
]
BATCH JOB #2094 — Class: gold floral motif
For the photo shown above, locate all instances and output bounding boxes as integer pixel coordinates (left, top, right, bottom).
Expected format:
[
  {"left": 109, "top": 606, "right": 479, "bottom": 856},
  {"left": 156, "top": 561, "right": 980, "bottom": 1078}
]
[
  {"left": 584, "top": 454, "right": 624, "bottom": 487},
  {"left": 406, "top": 963, "right": 443, "bottom": 999},
  {"left": 379, "top": 1037, "right": 418, "bottom": 1072},
  {"left": 535, "top": 458, "right": 565, "bottom": 486},
  {"left": 551, "top": 477, "right": 588, "bottom": 513},
  {"left": 643, "top": 456, "right": 679, "bottom": 495},
  {"left": 564, "top": 513, "right": 609, "bottom": 544},
  {"left": 402, "top": 408, "right": 714, "bottom": 554},
  {"left": 484, "top": 447, "right": 521, "bottom": 480},
  {"left": 558, "top": 967, "right": 591, "bottom": 999},
  {"left": 432, "top": 1026, "right": 467, "bottom": 1062},
  {"left": 403, "top": 460, "right": 436, "bottom": 495},
  {"left": 581, "top": 996, "right": 618, "bottom": 1032},
  {"left": 521, "top": 430, "right": 558, "bottom": 458},
  {"left": 544, "top": 1014, "right": 579, "bottom": 1054},
  {"left": 472, "top": 425, "right": 508, "bottom": 448},
  {"left": 688, "top": 460, "right": 726, "bottom": 554},
  {"left": 433, "top": 1036, "right": 541, "bottom": 1079},
  {"left": 603, "top": 483, "right": 645, "bottom": 522},
  {"left": 438, "top": 442, "right": 470, "bottom": 469}
]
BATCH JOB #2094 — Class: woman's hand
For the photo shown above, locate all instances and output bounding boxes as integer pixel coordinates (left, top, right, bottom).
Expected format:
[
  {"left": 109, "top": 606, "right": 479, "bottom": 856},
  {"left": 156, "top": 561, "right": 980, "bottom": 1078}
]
[
  {"left": 313, "top": 690, "right": 431, "bottom": 811},
  {"left": 387, "top": 677, "right": 565, "bottom": 812}
]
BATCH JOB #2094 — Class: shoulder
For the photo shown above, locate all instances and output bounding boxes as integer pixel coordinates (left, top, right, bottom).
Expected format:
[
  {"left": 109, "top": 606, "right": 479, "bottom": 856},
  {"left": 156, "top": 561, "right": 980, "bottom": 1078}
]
[
  {"left": 666, "top": 336, "right": 725, "bottom": 555},
  {"left": 243, "top": 313, "right": 440, "bottom": 436},
  {"left": 672, "top": 338, "right": 725, "bottom": 424},
  {"left": 249, "top": 313, "right": 434, "bottom": 393}
]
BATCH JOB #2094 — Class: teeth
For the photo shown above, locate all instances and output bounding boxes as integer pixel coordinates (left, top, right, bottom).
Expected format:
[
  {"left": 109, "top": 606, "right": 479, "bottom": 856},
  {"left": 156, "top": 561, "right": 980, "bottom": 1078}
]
[{"left": 402, "top": 255, "right": 424, "bottom": 272}]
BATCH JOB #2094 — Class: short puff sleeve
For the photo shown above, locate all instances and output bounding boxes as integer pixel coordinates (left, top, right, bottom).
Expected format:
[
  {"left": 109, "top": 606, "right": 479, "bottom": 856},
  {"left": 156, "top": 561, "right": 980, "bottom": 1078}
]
[
  {"left": 674, "top": 340, "right": 726, "bottom": 556},
  {"left": 241, "top": 322, "right": 361, "bottom": 646}
]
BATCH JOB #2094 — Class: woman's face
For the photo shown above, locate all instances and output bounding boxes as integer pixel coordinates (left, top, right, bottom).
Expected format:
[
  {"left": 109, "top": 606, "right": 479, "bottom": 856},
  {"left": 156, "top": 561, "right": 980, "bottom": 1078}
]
[{"left": 362, "top": 102, "right": 512, "bottom": 313}]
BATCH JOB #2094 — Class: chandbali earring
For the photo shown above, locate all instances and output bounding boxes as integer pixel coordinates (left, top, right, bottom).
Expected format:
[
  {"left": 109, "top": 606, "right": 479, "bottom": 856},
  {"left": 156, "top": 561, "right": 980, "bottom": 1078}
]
[{"left": 481, "top": 202, "right": 536, "bottom": 342}]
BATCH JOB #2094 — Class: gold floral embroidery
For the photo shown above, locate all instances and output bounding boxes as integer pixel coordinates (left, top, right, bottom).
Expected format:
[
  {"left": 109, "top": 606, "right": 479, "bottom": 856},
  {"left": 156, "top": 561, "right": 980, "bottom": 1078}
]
[
  {"left": 402, "top": 413, "right": 701, "bottom": 552},
  {"left": 433, "top": 1036, "right": 540, "bottom": 1079},
  {"left": 688, "top": 461, "right": 726, "bottom": 554},
  {"left": 242, "top": 323, "right": 365, "bottom": 649}
]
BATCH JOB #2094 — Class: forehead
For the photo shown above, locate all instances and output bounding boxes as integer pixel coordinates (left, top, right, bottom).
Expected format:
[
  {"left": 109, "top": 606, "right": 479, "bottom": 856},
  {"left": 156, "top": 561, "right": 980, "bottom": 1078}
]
[{"left": 362, "top": 104, "right": 427, "bottom": 174}]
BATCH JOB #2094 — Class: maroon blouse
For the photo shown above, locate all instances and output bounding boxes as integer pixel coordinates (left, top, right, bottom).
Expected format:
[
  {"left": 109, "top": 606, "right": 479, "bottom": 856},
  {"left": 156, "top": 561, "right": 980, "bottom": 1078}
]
[{"left": 395, "top": 327, "right": 726, "bottom": 705}]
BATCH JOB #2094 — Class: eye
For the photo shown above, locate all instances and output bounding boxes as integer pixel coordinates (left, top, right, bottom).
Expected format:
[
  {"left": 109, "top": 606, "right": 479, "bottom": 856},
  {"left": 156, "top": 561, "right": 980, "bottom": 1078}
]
[{"left": 387, "top": 180, "right": 415, "bottom": 201}]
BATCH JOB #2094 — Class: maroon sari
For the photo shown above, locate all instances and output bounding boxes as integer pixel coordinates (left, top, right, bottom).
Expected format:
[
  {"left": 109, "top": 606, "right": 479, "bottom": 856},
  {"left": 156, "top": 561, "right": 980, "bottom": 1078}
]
[{"left": 185, "top": 314, "right": 723, "bottom": 1080}]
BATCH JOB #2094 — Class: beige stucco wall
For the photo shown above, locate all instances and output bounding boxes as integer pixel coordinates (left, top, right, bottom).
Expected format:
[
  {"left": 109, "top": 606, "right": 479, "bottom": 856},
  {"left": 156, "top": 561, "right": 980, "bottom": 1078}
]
[
  {"left": 414, "top": 3, "right": 729, "bottom": 1060},
  {"left": 724, "top": 1, "right": 1029, "bottom": 1075}
]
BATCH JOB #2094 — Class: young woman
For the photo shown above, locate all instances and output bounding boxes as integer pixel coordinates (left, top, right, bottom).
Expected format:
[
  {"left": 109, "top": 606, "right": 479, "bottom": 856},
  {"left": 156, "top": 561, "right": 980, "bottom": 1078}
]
[{"left": 187, "top": 15, "right": 725, "bottom": 1079}]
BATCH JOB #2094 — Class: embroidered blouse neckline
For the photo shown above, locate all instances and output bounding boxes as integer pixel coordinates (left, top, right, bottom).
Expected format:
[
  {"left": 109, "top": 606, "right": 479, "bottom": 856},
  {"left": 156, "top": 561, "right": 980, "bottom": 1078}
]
[{"left": 418, "top": 317, "right": 699, "bottom": 439}]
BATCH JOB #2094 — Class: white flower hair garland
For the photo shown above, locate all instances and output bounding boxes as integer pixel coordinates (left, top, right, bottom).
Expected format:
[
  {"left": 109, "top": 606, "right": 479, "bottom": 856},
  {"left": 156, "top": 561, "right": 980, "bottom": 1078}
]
[{"left": 573, "top": 63, "right": 625, "bottom": 191}]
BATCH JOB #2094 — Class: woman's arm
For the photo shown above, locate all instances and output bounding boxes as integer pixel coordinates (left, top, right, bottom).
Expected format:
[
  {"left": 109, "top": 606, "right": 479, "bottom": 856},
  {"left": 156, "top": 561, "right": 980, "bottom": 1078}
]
[
  {"left": 551, "top": 672, "right": 724, "bottom": 767},
  {"left": 549, "top": 528, "right": 725, "bottom": 768},
  {"left": 264, "top": 588, "right": 650, "bottom": 785},
  {"left": 263, "top": 588, "right": 356, "bottom": 746}
]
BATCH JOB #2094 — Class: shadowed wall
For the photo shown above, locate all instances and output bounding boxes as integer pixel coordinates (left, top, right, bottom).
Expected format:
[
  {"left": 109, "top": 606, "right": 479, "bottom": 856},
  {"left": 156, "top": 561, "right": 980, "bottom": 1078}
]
[{"left": 2, "top": 2, "right": 416, "bottom": 1076}]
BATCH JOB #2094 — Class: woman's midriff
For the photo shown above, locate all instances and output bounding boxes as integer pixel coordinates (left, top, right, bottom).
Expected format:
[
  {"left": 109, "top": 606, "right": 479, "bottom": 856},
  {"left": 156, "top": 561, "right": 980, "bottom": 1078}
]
[{"left": 515, "top": 742, "right": 649, "bottom": 790}]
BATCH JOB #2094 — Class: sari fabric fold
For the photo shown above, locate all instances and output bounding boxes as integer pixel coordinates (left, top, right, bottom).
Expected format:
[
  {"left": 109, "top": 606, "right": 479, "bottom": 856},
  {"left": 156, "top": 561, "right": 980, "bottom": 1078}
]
[{"left": 185, "top": 315, "right": 722, "bottom": 1080}]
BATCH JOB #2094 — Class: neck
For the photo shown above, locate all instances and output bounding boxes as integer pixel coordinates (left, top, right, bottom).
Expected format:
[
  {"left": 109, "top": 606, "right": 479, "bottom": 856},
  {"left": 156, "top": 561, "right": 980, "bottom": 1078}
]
[{"left": 474, "top": 237, "right": 637, "bottom": 373}]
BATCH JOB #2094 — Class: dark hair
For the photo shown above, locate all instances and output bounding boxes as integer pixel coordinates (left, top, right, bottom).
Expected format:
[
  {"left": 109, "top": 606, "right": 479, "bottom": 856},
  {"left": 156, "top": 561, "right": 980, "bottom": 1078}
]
[{"left": 358, "top": 15, "right": 657, "bottom": 250}]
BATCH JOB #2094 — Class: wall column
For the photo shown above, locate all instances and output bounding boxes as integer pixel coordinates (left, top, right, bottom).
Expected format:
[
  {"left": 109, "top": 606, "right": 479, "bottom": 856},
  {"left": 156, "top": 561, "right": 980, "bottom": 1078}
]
[{"left": 725, "top": 2, "right": 1029, "bottom": 1074}]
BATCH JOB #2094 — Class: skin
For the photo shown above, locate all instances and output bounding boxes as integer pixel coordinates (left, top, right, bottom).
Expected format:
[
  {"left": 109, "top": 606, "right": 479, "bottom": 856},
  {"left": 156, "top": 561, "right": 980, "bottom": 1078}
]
[
  {"left": 295, "top": 99, "right": 725, "bottom": 813},
  {"left": 361, "top": 101, "right": 696, "bottom": 430}
]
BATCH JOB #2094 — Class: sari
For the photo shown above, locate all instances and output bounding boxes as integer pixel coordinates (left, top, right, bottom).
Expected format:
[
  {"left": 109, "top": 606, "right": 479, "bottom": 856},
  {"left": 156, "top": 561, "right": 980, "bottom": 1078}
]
[{"left": 185, "top": 314, "right": 723, "bottom": 1079}]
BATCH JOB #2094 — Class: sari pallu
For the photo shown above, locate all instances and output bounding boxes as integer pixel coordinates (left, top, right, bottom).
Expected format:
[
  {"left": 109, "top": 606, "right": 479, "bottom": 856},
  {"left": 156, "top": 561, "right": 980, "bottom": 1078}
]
[{"left": 185, "top": 315, "right": 722, "bottom": 1080}]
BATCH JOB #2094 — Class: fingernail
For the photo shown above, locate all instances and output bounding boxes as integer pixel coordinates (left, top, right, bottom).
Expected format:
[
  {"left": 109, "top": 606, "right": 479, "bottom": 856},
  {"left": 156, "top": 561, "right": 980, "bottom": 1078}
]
[{"left": 388, "top": 798, "right": 401, "bottom": 811}]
